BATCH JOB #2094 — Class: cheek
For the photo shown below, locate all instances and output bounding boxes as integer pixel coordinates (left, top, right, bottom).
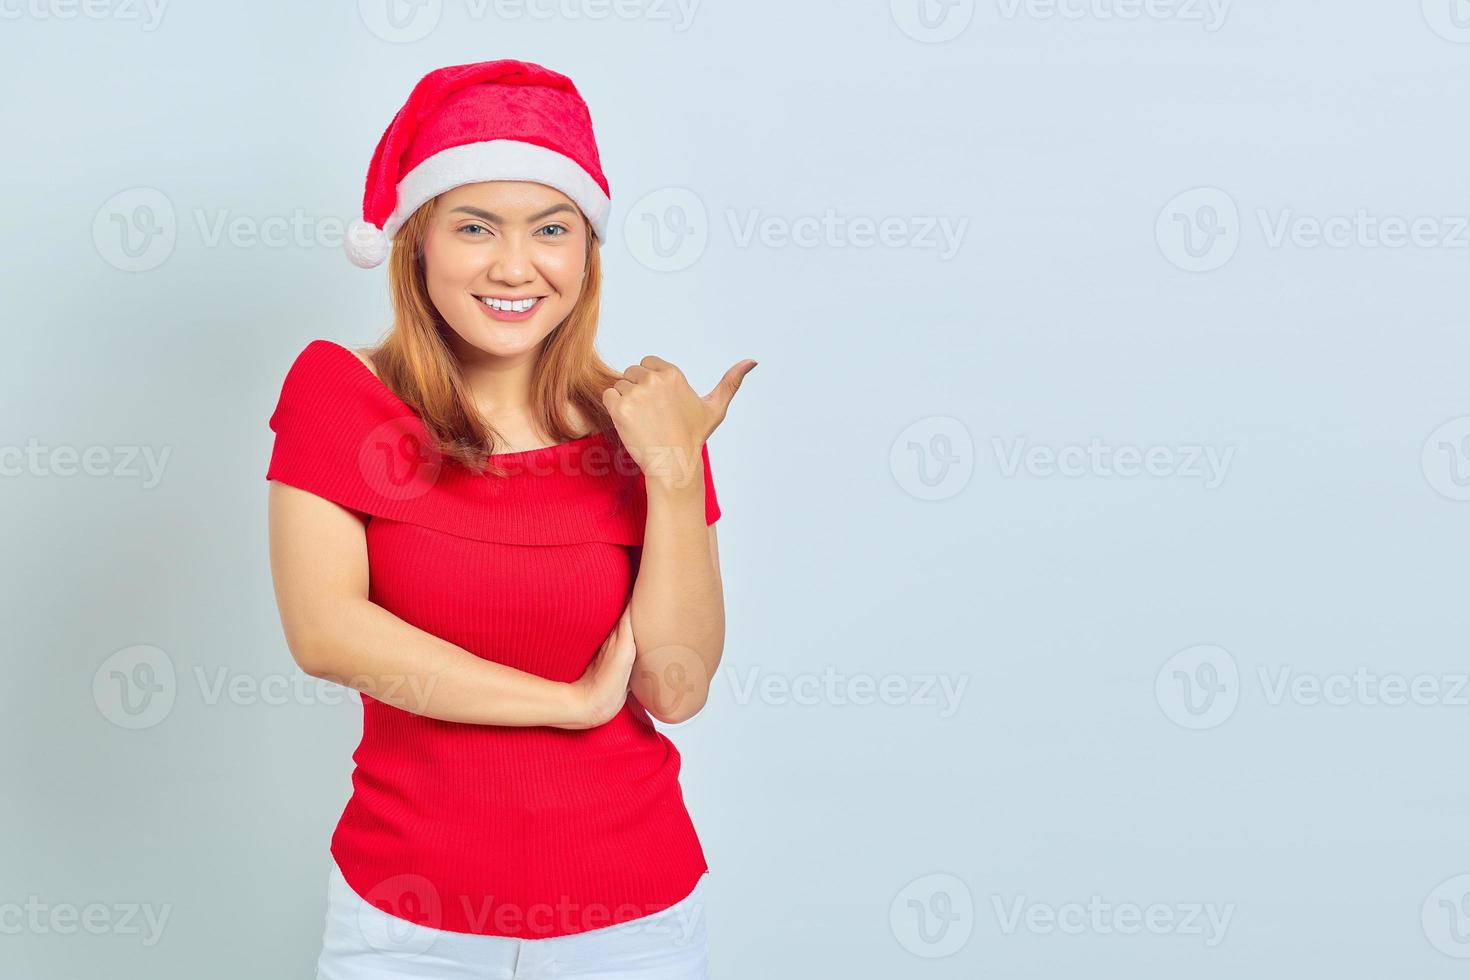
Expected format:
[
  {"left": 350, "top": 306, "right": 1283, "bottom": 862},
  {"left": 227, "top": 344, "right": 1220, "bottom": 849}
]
[
  {"left": 541, "top": 251, "right": 586, "bottom": 299},
  {"left": 424, "top": 245, "right": 485, "bottom": 305}
]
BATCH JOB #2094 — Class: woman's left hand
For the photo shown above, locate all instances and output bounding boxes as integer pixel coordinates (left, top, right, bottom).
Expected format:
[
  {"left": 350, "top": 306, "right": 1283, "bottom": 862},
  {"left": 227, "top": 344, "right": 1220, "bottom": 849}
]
[{"left": 602, "top": 354, "right": 756, "bottom": 492}]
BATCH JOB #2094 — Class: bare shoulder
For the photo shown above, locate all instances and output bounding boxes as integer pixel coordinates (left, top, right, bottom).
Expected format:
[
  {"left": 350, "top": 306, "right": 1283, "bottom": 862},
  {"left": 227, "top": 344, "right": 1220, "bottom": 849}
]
[{"left": 348, "top": 346, "right": 380, "bottom": 380}]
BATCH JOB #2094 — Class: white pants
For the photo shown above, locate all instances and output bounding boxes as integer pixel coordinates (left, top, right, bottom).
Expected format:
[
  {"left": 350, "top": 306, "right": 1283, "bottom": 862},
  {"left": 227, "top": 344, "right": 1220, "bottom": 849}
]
[{"left": 315, "top": 861, "right": 710, "bottom": 980}]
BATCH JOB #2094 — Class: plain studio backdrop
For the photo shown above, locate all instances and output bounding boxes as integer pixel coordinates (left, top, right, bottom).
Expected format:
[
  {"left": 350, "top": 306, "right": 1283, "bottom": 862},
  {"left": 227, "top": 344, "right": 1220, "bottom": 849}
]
[{"left": 4, "top": 1, "right": 1469, "bottom": 977}]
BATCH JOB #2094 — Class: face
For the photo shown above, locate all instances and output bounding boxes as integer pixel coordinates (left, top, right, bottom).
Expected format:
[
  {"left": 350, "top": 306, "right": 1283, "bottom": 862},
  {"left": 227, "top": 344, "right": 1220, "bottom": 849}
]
[{"left": 421, "top": 181, "right": 589, "bottom": 363}]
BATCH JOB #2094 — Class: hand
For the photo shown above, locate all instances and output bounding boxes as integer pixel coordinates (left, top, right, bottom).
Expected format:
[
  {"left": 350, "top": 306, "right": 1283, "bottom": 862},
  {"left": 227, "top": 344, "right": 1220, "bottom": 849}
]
[
  {"left": 601, "top": 355, "right": 756, "bottom": 492},
  {"left": 558, "top": 603, "right": 636, "bottom": 730}
]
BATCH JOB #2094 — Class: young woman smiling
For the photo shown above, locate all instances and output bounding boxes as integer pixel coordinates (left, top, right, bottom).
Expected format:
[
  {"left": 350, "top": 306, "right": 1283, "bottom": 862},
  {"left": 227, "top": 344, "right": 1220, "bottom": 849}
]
[{"left": 265, "top": 60, "right": 754, "bottom": 980}]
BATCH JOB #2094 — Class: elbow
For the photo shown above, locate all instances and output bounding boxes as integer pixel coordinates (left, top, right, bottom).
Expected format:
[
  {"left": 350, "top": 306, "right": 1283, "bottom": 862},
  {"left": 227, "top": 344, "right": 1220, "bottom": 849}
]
[
  {"left": 646, "top": 688, "right": 709, "bottom": 725},
  {"left": 287, "top": 639, "right": 331, "bottom": 679},
  {"left": 283, "top": 621, "right": 337, "bottom": 679}
]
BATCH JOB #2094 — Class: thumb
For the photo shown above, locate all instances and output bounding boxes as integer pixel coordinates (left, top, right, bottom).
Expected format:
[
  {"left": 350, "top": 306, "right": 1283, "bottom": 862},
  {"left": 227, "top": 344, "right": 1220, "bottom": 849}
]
[{"left": 703, "top": 359, "right": 757, "bottom": 417}]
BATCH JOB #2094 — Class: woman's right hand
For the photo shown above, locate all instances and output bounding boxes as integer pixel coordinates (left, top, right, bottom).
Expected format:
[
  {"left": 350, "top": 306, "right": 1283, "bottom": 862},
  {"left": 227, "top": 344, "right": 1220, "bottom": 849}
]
[{"left": 558, "top": 603, "right": 636, "bottom": 730}]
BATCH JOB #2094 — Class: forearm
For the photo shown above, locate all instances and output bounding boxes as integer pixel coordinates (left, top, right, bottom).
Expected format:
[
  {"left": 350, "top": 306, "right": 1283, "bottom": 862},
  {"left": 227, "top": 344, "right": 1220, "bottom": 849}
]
[
  {"left": 627, "top": 477, "right": 725, "bottom": 723},
  {"left": 298, "top": 595, "right": 584, "bottom": 728}
]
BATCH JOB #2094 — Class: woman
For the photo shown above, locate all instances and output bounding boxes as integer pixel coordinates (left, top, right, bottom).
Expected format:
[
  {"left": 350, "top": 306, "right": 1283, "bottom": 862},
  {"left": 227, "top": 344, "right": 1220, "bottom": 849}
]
[{"left": 265, "top": 59, "right": 754, "bottom": 979}]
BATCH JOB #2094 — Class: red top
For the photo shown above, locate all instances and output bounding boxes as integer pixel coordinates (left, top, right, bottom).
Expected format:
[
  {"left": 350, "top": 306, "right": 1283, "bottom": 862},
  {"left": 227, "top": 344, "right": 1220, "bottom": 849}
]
[{"left": 265, "top": 339, "right": 717, "bottom": 938}]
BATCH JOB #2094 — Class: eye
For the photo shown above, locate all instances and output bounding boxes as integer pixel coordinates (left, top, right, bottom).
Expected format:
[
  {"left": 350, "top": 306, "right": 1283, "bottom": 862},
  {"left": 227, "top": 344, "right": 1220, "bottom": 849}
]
[
  {"left": 459, "top": 222, "right": 490, "bottom": 236},
  {"left": 537, "top": 223, "right": 569, "bottom": 237}
]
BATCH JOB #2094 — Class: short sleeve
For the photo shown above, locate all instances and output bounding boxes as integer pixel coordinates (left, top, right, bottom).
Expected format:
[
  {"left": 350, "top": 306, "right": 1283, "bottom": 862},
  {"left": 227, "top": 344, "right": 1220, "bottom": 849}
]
[
  {"left": 701, "top": 441, "right": 721, "bottom": 525},
  {"left": 265, "top": 340, "right": 437, "bottom": 520}
]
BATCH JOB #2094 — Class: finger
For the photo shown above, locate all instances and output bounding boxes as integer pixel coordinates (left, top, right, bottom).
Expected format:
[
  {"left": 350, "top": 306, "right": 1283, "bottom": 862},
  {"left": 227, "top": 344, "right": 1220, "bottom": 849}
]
[
  {"left": 639, "top": 354, "right": 673, "bottom": 371},
  {"left": 622, "top": 365, "right": 652, "bottom": 382},
  {"left": 702, "top": 360, "right": 757, "bottom": 415},
  {"left": 601, "top": 386, "right": 621, "bottom": 408},
  {"left": 613, "top": 378, "right": 636, "bottom": 396}
]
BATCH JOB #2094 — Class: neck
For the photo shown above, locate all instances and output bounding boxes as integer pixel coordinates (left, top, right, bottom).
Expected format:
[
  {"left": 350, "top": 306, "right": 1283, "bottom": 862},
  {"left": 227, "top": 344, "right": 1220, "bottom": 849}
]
[{"left": 447, "top": 333, "right": 538, "bottom": 421}]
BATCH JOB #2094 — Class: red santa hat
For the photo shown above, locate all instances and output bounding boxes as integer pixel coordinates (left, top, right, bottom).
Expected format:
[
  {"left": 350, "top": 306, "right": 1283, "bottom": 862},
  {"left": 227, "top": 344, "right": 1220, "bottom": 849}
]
[{"left": 345, "top": 59, "right": 611, "bottom": 269}]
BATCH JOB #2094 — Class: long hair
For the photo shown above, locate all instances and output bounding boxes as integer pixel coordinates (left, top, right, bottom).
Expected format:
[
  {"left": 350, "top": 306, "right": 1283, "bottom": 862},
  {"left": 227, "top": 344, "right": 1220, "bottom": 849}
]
[{"left": 363, "top": 194, "right": 627, "bottom": 478}]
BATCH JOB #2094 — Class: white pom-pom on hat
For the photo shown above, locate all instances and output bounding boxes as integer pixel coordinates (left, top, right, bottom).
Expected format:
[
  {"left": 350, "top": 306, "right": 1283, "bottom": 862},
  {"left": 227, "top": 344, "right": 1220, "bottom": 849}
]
[{"left": 345, "top": 220, "right": 390, "bottom": 269}]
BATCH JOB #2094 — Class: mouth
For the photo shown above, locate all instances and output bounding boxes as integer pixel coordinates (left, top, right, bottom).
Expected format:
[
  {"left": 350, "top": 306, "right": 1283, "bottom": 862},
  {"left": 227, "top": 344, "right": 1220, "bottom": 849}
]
[{"left": 474, "top": 293, "right": 546, "bottom": 322}]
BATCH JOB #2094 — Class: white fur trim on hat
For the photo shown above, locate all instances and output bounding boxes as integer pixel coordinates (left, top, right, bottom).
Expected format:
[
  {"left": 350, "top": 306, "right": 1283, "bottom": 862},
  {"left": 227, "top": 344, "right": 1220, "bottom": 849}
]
[{"left": 384, "top": 139, "right": 611, "bottom": 244}]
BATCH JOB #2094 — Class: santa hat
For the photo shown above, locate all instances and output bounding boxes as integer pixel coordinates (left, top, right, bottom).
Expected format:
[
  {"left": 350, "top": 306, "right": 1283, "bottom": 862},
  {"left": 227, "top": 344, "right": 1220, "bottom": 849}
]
[{"left": 345, "top": 59, "right": 611, "bottom": 269}]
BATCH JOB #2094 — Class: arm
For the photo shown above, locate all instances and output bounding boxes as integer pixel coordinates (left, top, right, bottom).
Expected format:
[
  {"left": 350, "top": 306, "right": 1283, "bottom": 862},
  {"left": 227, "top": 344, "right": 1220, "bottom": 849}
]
[
  {"left": 626, "top": 478, "right": 725, "bottom": 724},
  {"left": 268, "top": 479, "right": 597, "bottom": 729}
]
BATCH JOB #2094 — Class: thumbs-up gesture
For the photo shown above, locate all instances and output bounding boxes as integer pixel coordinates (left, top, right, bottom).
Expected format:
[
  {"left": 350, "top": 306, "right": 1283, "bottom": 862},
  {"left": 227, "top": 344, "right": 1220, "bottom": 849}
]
[{"left": 601, "top": 354, "right": 756, "bottom": 492}]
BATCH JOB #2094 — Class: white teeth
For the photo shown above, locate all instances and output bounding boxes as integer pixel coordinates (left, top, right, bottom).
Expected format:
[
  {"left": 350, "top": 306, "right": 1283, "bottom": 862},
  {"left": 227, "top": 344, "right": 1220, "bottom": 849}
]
[{"left": 481, "top": 296, "right": 539, "bottom": 312}]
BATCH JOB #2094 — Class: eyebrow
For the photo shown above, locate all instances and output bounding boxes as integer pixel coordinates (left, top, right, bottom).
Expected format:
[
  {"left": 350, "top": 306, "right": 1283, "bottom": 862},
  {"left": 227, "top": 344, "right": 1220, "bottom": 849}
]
[{"left": 449, "top": 204, "right": 576, "bottom": 223}]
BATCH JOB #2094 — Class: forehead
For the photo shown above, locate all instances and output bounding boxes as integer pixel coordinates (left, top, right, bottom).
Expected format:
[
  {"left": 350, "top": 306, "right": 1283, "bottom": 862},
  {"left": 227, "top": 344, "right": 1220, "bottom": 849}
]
[{"left": 438, "top": 180, "right": 576, "bottom": 213}]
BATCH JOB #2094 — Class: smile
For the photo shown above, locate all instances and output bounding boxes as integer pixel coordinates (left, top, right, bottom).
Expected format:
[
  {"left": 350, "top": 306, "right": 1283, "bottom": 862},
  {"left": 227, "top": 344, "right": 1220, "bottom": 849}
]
[{"left": 475, "top": 294, "right": 545, "bottom": 322}]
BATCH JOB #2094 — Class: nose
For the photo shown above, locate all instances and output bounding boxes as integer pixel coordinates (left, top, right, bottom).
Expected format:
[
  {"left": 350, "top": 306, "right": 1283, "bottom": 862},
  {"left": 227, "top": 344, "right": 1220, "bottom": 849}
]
[{"left": 485, "top": 233, "right": 535, "bottom": 288}]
